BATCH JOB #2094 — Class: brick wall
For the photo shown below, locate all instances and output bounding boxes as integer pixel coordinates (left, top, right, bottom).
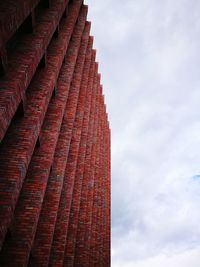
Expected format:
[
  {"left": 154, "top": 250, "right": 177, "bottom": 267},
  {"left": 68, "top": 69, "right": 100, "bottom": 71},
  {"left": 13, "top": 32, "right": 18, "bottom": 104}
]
[{"left": 0, "top": 1, "right": 110, "bottom": 266}]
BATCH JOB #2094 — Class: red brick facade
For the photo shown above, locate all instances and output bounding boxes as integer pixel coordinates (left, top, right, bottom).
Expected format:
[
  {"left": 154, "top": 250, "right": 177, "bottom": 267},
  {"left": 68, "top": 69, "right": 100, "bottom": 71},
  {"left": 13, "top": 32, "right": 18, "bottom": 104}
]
[{"left": 0, "top": 1, "right": 110, "bottom": 266}]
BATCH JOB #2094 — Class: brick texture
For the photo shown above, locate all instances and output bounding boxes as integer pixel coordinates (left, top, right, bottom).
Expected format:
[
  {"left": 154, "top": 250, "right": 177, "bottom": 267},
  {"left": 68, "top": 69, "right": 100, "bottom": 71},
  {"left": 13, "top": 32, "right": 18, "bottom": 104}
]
[{"left": 0, "top": 1, "right": 110, "bottom": 266}]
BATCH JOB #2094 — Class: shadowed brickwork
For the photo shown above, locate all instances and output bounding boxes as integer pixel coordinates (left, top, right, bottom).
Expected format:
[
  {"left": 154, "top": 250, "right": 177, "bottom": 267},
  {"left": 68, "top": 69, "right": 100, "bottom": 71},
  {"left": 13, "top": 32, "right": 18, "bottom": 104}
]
[{"left": 0, "top": 0, "right": 110, "bottom": 266}]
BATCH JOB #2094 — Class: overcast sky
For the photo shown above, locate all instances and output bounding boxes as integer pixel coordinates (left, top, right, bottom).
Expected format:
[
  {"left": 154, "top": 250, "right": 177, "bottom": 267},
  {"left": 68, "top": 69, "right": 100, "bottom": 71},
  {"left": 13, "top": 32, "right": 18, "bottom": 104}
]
[{"left": 85, "top": 0, "right": 200, "bottom": 266}]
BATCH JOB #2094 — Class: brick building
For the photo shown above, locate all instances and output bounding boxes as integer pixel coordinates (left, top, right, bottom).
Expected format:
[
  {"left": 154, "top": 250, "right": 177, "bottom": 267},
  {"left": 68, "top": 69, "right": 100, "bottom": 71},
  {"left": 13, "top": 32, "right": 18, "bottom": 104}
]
[{"left": 0, "top": 0, "right": 110, "bottom": 266}]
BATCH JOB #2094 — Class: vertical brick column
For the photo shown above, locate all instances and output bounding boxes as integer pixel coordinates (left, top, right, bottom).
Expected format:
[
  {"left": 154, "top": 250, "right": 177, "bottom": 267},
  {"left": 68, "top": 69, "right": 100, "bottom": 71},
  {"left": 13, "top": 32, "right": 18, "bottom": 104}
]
[
  {"left": 89, "top": 90, "right": 104, "bottom": 267},
  {"left": 104, "top": 123, "right": 111, "bottom": 266},
  {"left": 94, "top": 104, "right": 106, "bottom": 267},
  {"left": 48, "top": 18, "right": 90, "bottom": 267},
  {"left": 61, "top": 36, "right": 94, "bottom": 267},
  {"left": 100, "top": 120, "right": 110, "bottom": 266},
  {"left": 86, "top": 84, "right": 104, "bottom": 266},
  {"left": 63, "top": 49, "right": 96, "bottom": 267},
  {"left": 73, "top": 73, "right": 100, "bottom": 267}
]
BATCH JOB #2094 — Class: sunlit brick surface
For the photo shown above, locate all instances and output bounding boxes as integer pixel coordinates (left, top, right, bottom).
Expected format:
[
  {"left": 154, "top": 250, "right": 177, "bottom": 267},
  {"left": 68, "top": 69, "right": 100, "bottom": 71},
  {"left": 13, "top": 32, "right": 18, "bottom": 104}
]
[{"left": 0, "top": 1, "right": 110, "bottom": 266}]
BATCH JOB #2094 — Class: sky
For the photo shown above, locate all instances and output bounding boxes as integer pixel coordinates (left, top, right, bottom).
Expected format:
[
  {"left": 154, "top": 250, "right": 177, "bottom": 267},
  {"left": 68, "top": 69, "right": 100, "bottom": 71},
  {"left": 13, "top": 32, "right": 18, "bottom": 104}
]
[{"left": 85, "top": 0, "right": 200, "bottom": 266}]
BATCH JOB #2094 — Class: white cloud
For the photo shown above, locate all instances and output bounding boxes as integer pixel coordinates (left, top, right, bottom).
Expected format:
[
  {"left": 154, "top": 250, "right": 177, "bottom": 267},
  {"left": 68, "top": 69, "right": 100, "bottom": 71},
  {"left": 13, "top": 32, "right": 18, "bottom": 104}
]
[
  {"left": 86, "top": 0, "right": 200, "bottom": 266},
  {"left": 112, "top": 247, "right": 200, "bottom": 267}
]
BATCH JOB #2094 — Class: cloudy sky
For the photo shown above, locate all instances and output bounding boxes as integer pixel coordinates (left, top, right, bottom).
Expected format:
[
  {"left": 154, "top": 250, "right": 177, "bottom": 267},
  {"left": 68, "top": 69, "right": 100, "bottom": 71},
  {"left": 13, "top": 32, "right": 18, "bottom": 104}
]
[{"left": 85, "top": 0, "right": 200, "bottom": 266}]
